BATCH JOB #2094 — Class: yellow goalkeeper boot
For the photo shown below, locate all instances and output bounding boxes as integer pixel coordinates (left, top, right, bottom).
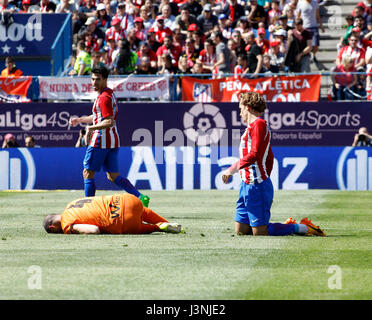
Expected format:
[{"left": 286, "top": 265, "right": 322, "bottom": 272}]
[
  {"left": 157, "top": 222, "right": 185, "bottom": 234},
  {"left": 300, "top": 218, "right": 326, "bottom": 237}
]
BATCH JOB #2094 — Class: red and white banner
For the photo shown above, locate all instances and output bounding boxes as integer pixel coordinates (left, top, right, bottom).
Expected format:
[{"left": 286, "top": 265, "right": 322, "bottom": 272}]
[
  {"left": 38, "top": 76, "right": 170, "bottom": 100},
  {"left": 0, "top": 76, "right": 32, "bottom": 102},
  {"left": 182, "top": 74, "right": 321, "bottom": 102}
]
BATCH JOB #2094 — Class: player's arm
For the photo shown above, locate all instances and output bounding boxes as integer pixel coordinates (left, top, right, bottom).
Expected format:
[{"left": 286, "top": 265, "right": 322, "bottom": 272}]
[
  {"left": 69, "top": 115, "right": 94, "bottom": 127},
  {"left": 84, "top": 116, "right": 115, "bottom": 145},
  {"left": 70, "top": 224, "right": 100, "bottom": 234}
]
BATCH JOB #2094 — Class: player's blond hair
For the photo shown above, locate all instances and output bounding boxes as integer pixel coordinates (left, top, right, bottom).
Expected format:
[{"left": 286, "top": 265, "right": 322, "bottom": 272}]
[{"left": 238, "top": 91, "right": 267, "bottom": 113}]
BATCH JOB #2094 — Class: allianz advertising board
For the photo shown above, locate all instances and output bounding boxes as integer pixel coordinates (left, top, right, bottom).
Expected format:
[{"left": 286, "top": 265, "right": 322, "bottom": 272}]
[{"left": 0, "top": 146, "right": 371, "bottom": 191}]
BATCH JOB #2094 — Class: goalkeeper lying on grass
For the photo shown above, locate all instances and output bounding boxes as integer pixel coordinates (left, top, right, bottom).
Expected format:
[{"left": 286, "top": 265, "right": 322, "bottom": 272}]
[
  {"left": 221, "top": 91, "right": 326, "bottom": 237},
  {"left": 43, "top": 193, "right": 184, "bottom": 235}
]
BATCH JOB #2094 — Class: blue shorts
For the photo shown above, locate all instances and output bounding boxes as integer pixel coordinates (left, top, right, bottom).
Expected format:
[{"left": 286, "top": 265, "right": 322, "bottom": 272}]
[
  {"left": 235, "top": 178, "right": 274, "bottom": 227},
  {"left": 308, "top": 27, "right": 320, "bottom": 47},
  {"left": 83, "top": 146, "right": 119, "bottom": 172}
]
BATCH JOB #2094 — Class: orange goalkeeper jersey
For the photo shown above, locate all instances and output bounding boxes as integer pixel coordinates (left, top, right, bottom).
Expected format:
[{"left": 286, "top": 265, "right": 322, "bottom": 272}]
[{"left": 61, "top": 193, "right": 130, "bottom": 234}]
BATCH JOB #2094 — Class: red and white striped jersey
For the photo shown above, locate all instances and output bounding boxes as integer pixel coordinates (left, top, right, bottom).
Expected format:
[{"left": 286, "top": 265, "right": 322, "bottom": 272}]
[
  {"left": 337, "top": 45, "right": 365, "bottom": 67},
  {"left": 231, "top": 118, "right": 274, "bottom": 184},
  {"left": 89, "top": 87, "right": 120, "bottom": 149}
]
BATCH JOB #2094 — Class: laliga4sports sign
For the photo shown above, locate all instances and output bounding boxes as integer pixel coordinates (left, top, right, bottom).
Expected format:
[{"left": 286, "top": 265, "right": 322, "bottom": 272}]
[{"left": 0, "top": 146, "right": 371, "bottom": 191}]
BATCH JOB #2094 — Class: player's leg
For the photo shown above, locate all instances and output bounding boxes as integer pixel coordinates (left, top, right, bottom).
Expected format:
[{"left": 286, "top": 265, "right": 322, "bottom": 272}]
[
  {"left": 142, "top": 207, "right": 168, "bottom": 224},
  {"left": 246, "top": 178, "right": 297, "bottom": 236},
  {"left": 82, "top": 146, "right": 105, "bottom": 197},
  {"left": 235, "top": 181, "right": 253, "bottom": 235},
  {"left": 104, "top": 148, "right": 150, "bottom": 207}
]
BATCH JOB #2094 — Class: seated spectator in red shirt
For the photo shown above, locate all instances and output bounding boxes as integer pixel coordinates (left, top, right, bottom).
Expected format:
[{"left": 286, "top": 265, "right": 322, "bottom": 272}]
[
  {"left": 255, "top": 27, "right": 270, "bottom": 54},
  {"left": 156, "top": 35, "right": 182, "bottom": 67},
  {"left": 152, "top": 15, "right": 173, "bottom": 43},
  {"left": 331, "top": 55, "right": 358, "bottom": 101},
  {"left": 336, "top": 34, "right": 365, "bottom": 69},
  {"left": 105, "top": 17, "right": 124, "bottom": 43},
  {"left": 137, "top": 41, "right": 157, "bottom": 69}
]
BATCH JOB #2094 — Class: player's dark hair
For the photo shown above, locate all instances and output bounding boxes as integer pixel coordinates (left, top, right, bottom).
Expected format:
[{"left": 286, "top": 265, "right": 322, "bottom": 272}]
[
  {"left": 239, "top": 91, "right": 267, "bottom": 113},
  {"left": 42, "top": 214, "right": 58, "bottom": 233},
  {"left": 91, "top": 65, "right": 110, "bottom": 79}
]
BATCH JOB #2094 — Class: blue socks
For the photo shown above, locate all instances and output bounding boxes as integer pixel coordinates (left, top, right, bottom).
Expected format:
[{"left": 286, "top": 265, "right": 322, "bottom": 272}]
[
  {"left": 114, "top": 176, "right": 140, "bottom": 198},
  {"left": 268, "top": 223, "right": 296, "bottom": 236},
  {"left": 84, "top": 178, "right": 96, "bottom": 197}
]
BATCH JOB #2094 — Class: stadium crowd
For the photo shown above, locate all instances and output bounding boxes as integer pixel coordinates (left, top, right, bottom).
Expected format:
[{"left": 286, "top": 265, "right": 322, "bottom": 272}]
[{"left": 0, "top": 0, "right": 372, "bottom": 100}]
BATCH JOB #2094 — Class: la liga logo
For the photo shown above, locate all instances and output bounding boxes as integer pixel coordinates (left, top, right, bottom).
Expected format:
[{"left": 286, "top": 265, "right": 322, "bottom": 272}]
[{"left": 183, "top": 103, "right": 227, "bottom": 146}]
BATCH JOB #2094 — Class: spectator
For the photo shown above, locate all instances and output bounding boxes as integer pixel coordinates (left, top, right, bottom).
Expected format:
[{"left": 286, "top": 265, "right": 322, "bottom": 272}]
[
  {"left": 160, "top": 4, "right": 176, "bottom": 30},
  {"left": 353, "top": 0, "right": 372, "bottom": 17},
  {"left": 331, "top": 55, "right": 358, "bottom": 101},
  {"left": 83, "top": 30, "right": 100, "bottom": 53},
  {"left": 296, "top": 0, "right": 324, "bottom": 66},
  {"left": 91, "top": 50, "right": 107, "bottom": 69},
  {"left": 176, "top": 55, "right": 192, "bottom": 97},
  {"left": 211, "top": 31, "right": 231, "bottom": 77},
  {"left": 72, "top": 12, "right": 87, "bottom": 38},
  {"left": 196, "top": 3, "right": 218, "bottom": 39},
  {"left": 191, "top": 60, "right": 208, "bottom": 78},
  {"left": 78, "top": 17, "right": 105, "bottom": 49},
  {"left": 262, "top": 54, "right": 280, "bottom": 74},
  {"left": 134, "top": 56, "right": 157, "bottom": 74},
  {"left": 273, "top": 28, "right": 288, "bottom": 55},
  {"left": 25, "top": 135, "right": 39, "bottom": 148},
  {"left": 268, "top": 40, "right": 285, "bottom": 70},
  {"left": 284, "top": 18, "right": 312, "bottom": 72},
  {"left": 268, "top": 0, "right": 282, "bottom": 25},
  {"left": 222, "top": 0, "right": 246, "bottom": 29},
  {"left": 355, "top": 66, "right": 367, "bottom": 98},
  {"left": 147, "top": 28, "right": 161, "bottom": 53},
  {"left": 157, "top": 53, "right": 178, "bottom": 75},
  {"left": 256, "top": 27, "right": 270, "bottom": 54},
  {"left": 231, "top": 30, "right": 247, "bottom": 56},
  {"left": 138, "top": 5, "right": 155, "bottom": 31},
  {"left": 180, "top": 37, "right": 200, "bottom": 69},
  {"left": 36, "top": 0, "right": 56, "bottom": 12},
  {"left": 185, "top": 0, "right": 203, "bottom": 17},
  {"left": 354, "top": 14, "right": 368, "bottom": 38},
  {"left": 152, "top": 15, "right": 173, "bottom": 43},
  {"left": 174, "top": 5, "right": 197, "bottom": 37},
  {"left": 19, "top": 0, "right": 32, "bottom": 13},
  {"left": 215, "top": 13, "right": 233, "bottom": 41},
  {"left": 69, "top": 41, "right": 92, "bottom": 76},
  {"left": 234, "top": 53, "right": 249, "bottom": 79},
  {"left": 78, "top": 0, "right": 96, "bottom": 17},
  {"left": 144, "top": 0, "right": 156, "bottom": 20},
  {"left": 156, "top": 35, "right": 182, "bottom": 67},
  {"left": 105, "top": 17, "right": 124, "bottom": 43},
  {"left": 227, "top": 38, "right": 237, "bottom": 70},
  {"left": 173, "top": 26, "right": 185, "bottom": 47},
  {"left": 198, "top": 38, "right": 217, "bottom": 74},
  {"left": 138, "top": 41, "right": 157, "bottom": 68},
  {"left": 95, "top": 3, "right": 112, "bottom": 34},
  {"left": 190, "top": 29, "right": 204, "bottom": 52},
  {"left": 247, "top": 0, "right": 267, "bottom": 30},
  {"left": 104, "top": 36, "right": 118, "bottom": 68},
  {"left": 75, "top": 129, "right": 87, "bottom": 148},
  {"left": 56, "top": 0, "right": 75, "bottom": 13},
  {"left": 2, "top": 134, "right": 19, "bottom": 148},
  {"left": 114, "top": 38, "right": 139, "bottom": 75},
  {"left": 339, "top": 15, "right": 354, "bottom": 48},
  {"left": 0, "top": 0, "right": 19, "bottom": 12},
  {"left": 277, "top": 14, "right": 293, "bottom": 32},
  {"left": 283, "top": 6, "right": 296, "bottom": 27},
  {"left": 336, "top": 34, "right": 365, "bottom": 70},
  {"left": 1, "top": 56, "right": 23, "bottom": 77},
  {"left": 245, "top": 31, "right": 263, "bottom": 77},
  {"left": 234, "top": 17, "right": 252, "bottom": 42},
  {"left": 352, "top": 127, "right": 372, "bottom": 146},
  {"left": 159, "top": 0, "right": 179, "bottom": 17}
]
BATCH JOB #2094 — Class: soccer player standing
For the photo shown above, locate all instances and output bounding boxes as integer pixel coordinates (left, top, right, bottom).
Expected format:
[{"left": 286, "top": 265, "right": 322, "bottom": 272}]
[
  {"left": 69, "top": 66, "right": 150, "bottom": 207},
  {"left": 222, "top": 91, "right": 325, "bottom": 236}
]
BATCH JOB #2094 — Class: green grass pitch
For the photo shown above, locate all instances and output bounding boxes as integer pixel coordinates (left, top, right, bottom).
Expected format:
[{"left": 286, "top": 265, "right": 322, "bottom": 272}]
[{"left": 1, "top": 189, "right": 372, "bottom": 300}]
